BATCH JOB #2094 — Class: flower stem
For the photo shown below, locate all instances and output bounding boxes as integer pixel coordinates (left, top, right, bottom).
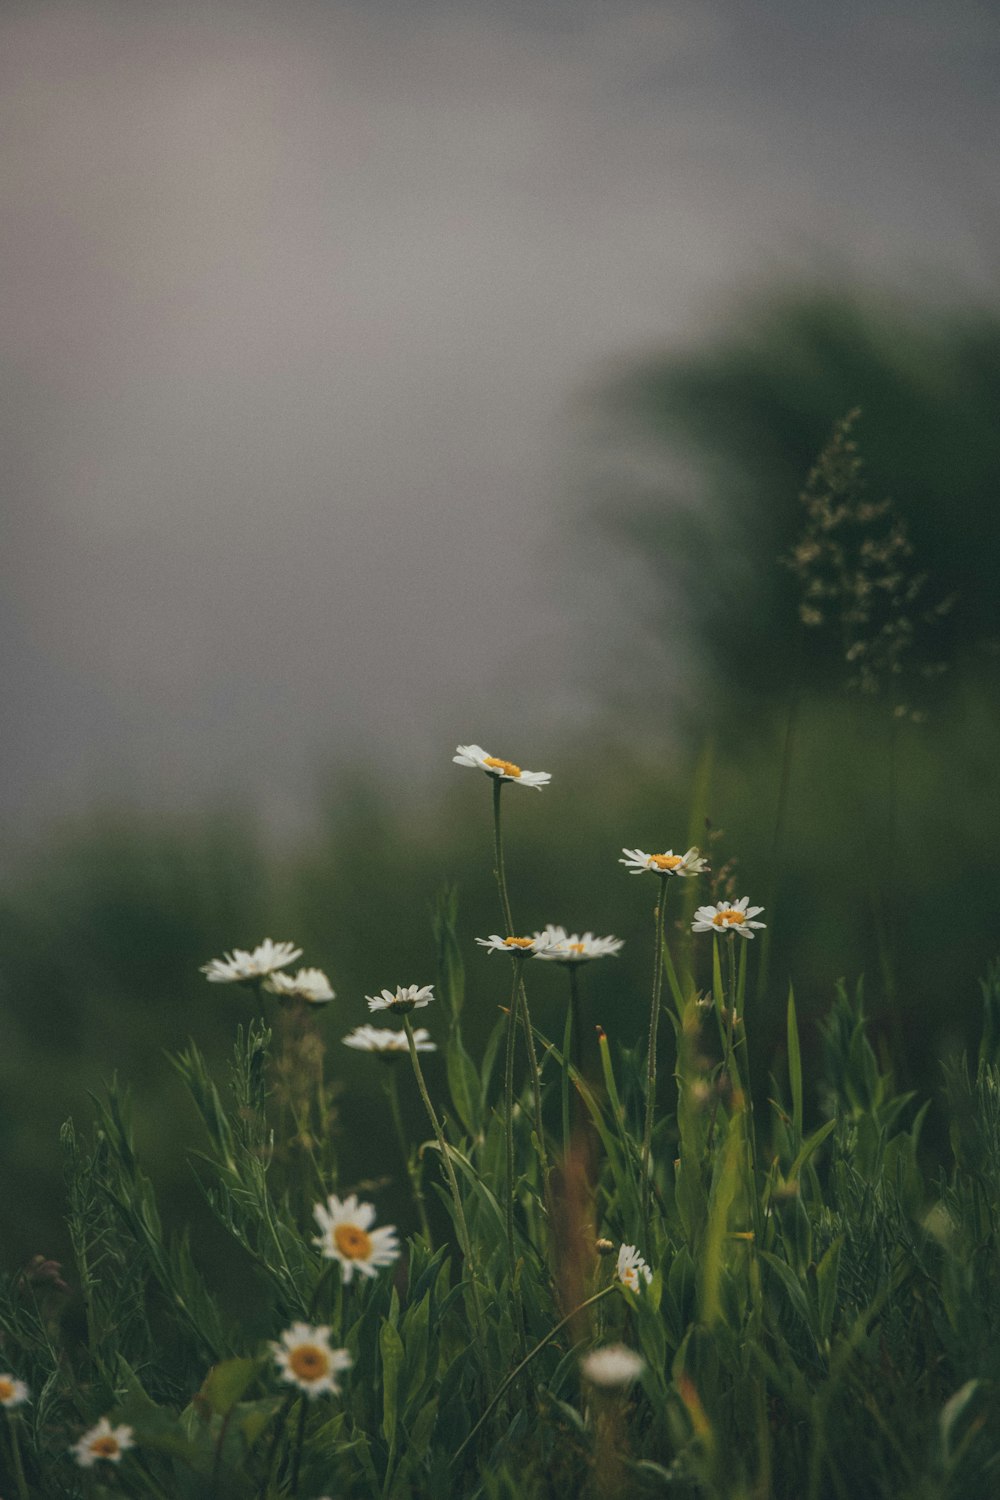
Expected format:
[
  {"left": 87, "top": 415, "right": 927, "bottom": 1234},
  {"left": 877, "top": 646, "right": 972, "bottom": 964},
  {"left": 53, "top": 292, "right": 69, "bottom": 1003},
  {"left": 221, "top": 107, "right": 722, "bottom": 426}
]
[
  {"left": 3, "top": 1414, "right": 29, "bottom": 1500},
  {"left": 403, "top": 1016, "right": 484, "bottom": 1328},
  {"left": 492, "top": 777, "right": 515, "bottom": 934},
  {"left": 452, "top": 1285, "right": 616, "bottom": 1467},
  {"left": 491, "top": 777, "right": 550, "bottom": 1185},
  {"left": 724, "top": 937, "right": 762, "bottom": 1242},
  {"left": 384, "top": 1066, "right": 432, "bottom": 1244},
  {"left": 504, "top": 962, "right": 521, "bottom": 1282},
  {"left": 640, "top": 878, "right": 668, "bottom": 1223},
  {"left": 290, "top": 1395, "right": 308, "bottom": 1497}
]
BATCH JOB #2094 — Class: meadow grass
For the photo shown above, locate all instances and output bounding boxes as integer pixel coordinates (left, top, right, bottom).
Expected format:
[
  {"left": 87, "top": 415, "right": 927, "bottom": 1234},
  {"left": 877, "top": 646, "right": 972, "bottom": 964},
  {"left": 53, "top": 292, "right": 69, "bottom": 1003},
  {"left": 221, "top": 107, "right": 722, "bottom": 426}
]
[{"left": 1, "top": 752, "right": 999, "bottom": 1499}]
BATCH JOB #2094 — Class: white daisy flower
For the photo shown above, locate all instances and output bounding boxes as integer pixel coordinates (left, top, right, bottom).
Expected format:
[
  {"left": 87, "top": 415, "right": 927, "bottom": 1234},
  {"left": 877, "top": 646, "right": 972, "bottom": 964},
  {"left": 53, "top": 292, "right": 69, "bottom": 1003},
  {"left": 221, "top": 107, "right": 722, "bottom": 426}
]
[
  {"left": 312, "top": 1194, "right": 401, "bottom": 1282},
  {"left": 200, "top": 939, "right": 303, "bottom": 984},
  {"left": 264, "top": 967, "right": 336, "bottom": 1004},
  {"left": 580, "top": 1344, "right": 646, "bottom": 1388},
  {"left": 620, "top": 847, "right": 708, "bottom": 877},
  {"left": 71, "top": 1417, "right": 136, "bottom": 1467},
  {"left": 453, "top": 744, "right": 551, "bottom": 789},
  {"left": 366, "top": 984, "right": 434, "bottom": 1015},
  {"left": 0, "top": 1374, "right": 29, "bottom": 1408},
  {"left": 270, "top": 1323, "right": 352, "bottom": 1399},
  {"left": 342, "top": 1025, "right": 436, "bottom": 1056},
  {"left": 691, "top": 897, "right": 766, "bottom": 939},
  {"left": 530, "top": 925, "right": 624, "bottom": 963},
  {"left": 475, "top": 933, "right": 548, "bottom": 956},
  {"left": 616, "top": 1243, "right": 653, "bottom": 1293}
]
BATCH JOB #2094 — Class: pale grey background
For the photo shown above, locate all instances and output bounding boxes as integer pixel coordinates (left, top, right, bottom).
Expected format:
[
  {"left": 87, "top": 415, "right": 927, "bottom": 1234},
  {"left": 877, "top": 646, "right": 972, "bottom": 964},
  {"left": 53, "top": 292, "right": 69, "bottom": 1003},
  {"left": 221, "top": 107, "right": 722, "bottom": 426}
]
[{"left": 2, "top": 0, "right": 996, "bottom": 834}]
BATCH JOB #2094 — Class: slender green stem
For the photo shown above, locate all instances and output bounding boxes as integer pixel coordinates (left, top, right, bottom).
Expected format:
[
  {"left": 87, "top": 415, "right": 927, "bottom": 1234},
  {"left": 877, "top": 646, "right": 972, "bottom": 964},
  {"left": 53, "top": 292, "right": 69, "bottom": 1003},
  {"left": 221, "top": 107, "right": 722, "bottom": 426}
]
[
  {"left": 452, "top": 1284, "right": 617, "bottom": 1466},
  {"left": 290, "top": 1394, "right": 308, "bottom": 1497},
  {"left": 568, "top": 965, "right": 583, "bottom": 1081},
  {"left": 257, "top": 1391, "right": 296, "bottom": 1500},
  {"left": 517, "top": 978, "right": 551, "bottom": 1184},
  {"left": 724, "top": 938, "right": 762, "bottom": 1243},
  {"left": 492, "top": 778, "right": 515, "bottom": 934},
  {"left": 308, "top": 1259, "right": 336, "bottom": 1321},
  {"left": 384, "top": 1066, "right": 432, "bottom": 1244},
  {"left": 561, "top": 994, "right": 573, "bottom": 1160},
  {"left": 491, "top": 777, "right": 550, "bottom": 1184},
  {"left": 641, "top": 878, "right": 668, "bottom": 1222},
  {"left": 3, "top": 1414, "right": 29, "bottom": 1500},
  {"left": 403, "top": 1016, "right": 483, "bottom": 1329},
  {"left": 504, "top": 962, "right": 522, "bottom": 1282}
]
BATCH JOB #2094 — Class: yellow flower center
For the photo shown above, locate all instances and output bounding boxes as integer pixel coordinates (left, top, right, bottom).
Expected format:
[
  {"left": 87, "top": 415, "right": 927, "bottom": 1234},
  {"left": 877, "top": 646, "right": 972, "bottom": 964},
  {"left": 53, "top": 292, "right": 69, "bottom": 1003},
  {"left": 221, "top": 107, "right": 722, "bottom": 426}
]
[
  {"left": 504, "top": 936, "right": 535, "bottom": 948},
  {"left": 333, "top": 1223, "right": 374, "bottom": 1260},
  {"left": 649, "top": 853, "right": 683, "bottom": 870},
  {"left": 90, "top": 1436, "right": 121, "bottom": 1458},
  {"left": 568, "top": 942, "right": 586, "bottom": 954},
  {"left": 483, "top": 756, "right": 522, "bottom": 777},
  {"left": 289, "top": 1345, "right": 330, "bottom": 1382},
  {"left": 0, "top": 1379, "right": 14, "bottom": 1401},
  {"left": 713, "top": 909, "right": 745, "bottom": 927}
]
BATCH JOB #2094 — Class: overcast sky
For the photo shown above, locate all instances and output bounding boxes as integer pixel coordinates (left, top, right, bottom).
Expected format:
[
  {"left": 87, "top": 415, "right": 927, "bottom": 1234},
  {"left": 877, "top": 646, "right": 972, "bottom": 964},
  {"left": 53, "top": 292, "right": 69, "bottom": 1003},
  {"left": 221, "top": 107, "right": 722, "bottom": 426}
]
[{"left": 2, "top": 0, "right": 997, "bottom": 836}]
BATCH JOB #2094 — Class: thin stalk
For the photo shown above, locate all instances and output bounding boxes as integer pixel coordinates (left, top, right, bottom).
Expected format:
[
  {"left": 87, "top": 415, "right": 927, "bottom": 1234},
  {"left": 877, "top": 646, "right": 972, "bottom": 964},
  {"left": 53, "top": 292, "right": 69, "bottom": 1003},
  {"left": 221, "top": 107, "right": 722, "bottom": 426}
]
[
  {"left": 308, "top": 1260, "right": 337, "bottom": 1321},
  {"left": 384, "top": 1066, "right": 432, "bottom": 1244},
  {"left": 504, "top": 961, "right": 522, "bottom": 1284},
  {"left": 568, "top": 964, "right": 583, "bottom": 1081},
  {"left": 517, "top": 978, "right": 551, "bottom": 1184},
  {"left": 724, "top": 938, "right": 762, "bottom": 1243},
  {"left": 403, "top": 1016, "right": 484, "bottom": 1329},
  {"left": 567, "top": 963, "right": 587, "bottom": 1147},
  {"left": 257, "top": 1391, "right": 296, "bottom": 1500},
  {"left": 561, "top": 997, "right": 573, "bottom": 1161},
  {"left": 452, "top": 1284, "right": 617, "bottom": 1466},
  {"left": 3, "top": 1415, "right": 29, "bottom": 1500},
  {"left": 640, "top": 878, "right": 669, "bottom": 1223},
  {"left": 290, "top": 1395, "right": 308, "bottom": 1497},
  {"left": 491, "top": 778, "right": 550, "bottom": 1184},
  {"left": 492, "top": 777, "right": 515, "bottom": 934}
]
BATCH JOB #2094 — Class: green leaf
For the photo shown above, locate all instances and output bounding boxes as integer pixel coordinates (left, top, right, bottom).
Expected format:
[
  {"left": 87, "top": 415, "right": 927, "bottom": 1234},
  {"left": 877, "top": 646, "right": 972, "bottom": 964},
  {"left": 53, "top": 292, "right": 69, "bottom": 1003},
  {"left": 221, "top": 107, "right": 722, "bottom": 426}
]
[
  {"left": 199, "top": 1357, "right": 259, "bottom": 1417},
  {"left": 447, "top": 1036, "right": 481, "bottom": 1137},
  {"left": 432, "top": 884, "right": 465, "bottom": 1022},
  {"left": 380, "top": 1316, "right": 406, "bottom": 1461},
  {"left": 815, "top": 1235, "right": 843, "bottom": 1342},
  {"left": 787, "top": 1116, "right": 836, "bottom": 1182}
]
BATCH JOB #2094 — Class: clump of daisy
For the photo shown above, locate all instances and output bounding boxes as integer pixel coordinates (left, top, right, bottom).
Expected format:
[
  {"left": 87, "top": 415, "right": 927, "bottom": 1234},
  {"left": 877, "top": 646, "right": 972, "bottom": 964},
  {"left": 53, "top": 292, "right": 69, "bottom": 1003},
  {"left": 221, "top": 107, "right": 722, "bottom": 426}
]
[
  {"left": 271, "top": 1323, "right": 352, "bottom": 1399},
  {"left": 366, "top": 984, "right": 434, "bottom": 1015},
  {"left": 71, "top": 1417, "right": 135, "bottom": 1467},
  {"left": 454, "top": 743, "right": 551, "bottom": 789},
  {"left": 312, "top": 1193, "right": 401, "bottom": 1282},
  {"left": 691, "top": 897, "right": 766, "bottom": 939},
  {"left": 342, "top": 1024, "right": 436, "bottom": 1057},
  {"left": 580, "top": 1344, "right": 646, "bottom": 1389},
  {"left": 620, "top": 847, "right": 708, "bottom": 878},
  {"left": 531, "top": 925, "right": 624, "bottom": 963},
  {"left": 200, "top": 939, "right": 302, "bottom": 984},
  {"left": 0, "top": 1374, "right": 29, "bottom": 1408},
  {"left": 265, "top": 967, "right": 335, "bottom": 1004},
  {"left": 616, "top": 1243, "right": 653, "bottom": 1293}
]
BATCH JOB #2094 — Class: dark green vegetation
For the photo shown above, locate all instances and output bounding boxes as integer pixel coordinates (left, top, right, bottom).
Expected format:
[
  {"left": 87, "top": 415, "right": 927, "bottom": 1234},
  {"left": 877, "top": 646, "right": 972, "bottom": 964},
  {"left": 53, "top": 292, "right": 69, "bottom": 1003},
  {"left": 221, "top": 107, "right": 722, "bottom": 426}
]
[{"left": 2, "top": 831, "right": 1000, "bottom": 1496}]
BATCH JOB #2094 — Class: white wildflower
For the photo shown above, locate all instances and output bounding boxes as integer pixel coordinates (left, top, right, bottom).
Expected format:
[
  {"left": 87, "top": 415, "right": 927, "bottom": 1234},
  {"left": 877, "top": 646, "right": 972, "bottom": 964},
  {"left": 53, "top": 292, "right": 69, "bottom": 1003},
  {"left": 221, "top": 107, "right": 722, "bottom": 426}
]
[{"left": 453, "top": 744, "right": 551, "bottom": 789}]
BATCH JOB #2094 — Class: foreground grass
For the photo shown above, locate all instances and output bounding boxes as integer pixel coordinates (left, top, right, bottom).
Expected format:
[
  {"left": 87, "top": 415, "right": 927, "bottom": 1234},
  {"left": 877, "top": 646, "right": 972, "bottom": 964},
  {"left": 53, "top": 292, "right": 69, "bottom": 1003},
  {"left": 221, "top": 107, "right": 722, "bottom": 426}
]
[{"left": 2, "top": 758, "right": 1000, "bottom": 1499}]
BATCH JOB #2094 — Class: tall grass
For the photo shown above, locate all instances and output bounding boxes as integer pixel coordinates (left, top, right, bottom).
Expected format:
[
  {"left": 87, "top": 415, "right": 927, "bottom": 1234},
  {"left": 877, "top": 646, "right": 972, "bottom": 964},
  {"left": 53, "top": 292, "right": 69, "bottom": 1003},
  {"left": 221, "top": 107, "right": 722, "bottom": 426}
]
[{"left": 1, "top": 752, "right": 999, "bottom": 1499}]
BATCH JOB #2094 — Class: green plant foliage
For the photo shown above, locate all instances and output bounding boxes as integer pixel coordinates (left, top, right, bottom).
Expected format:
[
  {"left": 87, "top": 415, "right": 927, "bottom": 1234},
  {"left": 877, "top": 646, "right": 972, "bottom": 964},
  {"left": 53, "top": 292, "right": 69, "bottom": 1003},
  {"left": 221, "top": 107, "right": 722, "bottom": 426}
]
[{"left": 2, "top": 765, "right": 1000, "bottom": 1498}]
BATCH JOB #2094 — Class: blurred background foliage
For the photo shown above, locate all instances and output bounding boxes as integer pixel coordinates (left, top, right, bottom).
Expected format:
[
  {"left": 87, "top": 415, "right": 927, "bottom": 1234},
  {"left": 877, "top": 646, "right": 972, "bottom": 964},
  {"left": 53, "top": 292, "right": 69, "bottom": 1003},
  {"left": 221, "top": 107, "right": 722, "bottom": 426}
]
[{"left": 2, "top": 283, "right": 999, "bottom": 1288}]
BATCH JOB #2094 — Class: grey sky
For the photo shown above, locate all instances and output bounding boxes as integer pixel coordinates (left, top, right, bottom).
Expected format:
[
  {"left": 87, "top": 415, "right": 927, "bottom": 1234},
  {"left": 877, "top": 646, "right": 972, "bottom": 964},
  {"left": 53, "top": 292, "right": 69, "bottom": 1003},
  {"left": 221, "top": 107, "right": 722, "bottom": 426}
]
[{"left": 2, "top": 0, "right": 997, "bottom": 834}]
